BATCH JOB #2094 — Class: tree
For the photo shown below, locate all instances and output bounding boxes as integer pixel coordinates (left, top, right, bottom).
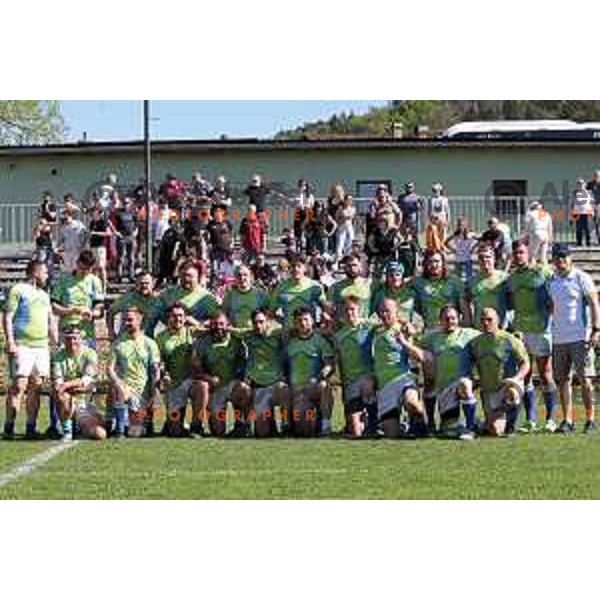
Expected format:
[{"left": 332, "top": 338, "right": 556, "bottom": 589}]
[{"left": 0, "top": 100, "right": 66, "bottom": 145}]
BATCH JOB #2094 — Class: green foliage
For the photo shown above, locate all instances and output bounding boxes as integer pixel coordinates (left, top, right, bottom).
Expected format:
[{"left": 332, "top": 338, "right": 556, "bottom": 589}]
[
  {"left": 276, "top": 100, "right": 600, "bottom": 139},
  {"left": 0, "top": 100, "right": 66, "bottom": 145}
]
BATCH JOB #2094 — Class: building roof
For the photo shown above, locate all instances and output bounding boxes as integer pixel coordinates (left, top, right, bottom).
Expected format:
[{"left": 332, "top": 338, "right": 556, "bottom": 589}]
[{"left": 1, "top": 136, "right": 600, "bottom": 157}]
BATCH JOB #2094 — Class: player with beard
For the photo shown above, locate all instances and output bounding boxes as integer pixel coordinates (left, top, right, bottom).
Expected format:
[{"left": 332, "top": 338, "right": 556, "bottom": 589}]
[
  {"left": 222, "top": 264, "right": 269, "bottom": 332},
  {"left": 327, "top": 254, "right": 372, "bottom": 325}
]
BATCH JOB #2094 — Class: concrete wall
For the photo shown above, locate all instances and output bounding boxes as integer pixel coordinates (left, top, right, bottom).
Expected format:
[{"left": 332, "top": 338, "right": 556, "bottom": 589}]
[{"left": 0, "top": 145, "right": 599, "bottom": 204}]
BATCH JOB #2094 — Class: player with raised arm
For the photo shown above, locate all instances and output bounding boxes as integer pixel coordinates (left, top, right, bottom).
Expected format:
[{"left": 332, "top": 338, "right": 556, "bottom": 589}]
[
  {"left": 3, "top": 260, "right": 57, "bottom": 440},
  {"left": 469, "top": 308, "right": 530, "bottom": 437}
]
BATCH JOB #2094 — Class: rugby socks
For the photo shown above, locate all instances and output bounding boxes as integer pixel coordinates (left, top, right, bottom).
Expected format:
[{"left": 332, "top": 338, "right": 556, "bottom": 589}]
[
  {"left": 114, "top": 406, "right": 128, "bottom": 435},
  {"left": 25, "top": 419, "right": 37, "bottom": 436},
  {"left": 49, "top": 397, "right": 60, "bottom": 431},
  {"left": 3, "top": 420, "right": 14, "bottom": 437},
  {"left": 424, "top": 394, "right": 436, "bottom": 430},
  {"left": 320, "top": 418, "right": 331, "bottom": 436},
  {"left": 462, "top": 395, "right": 477, "bottom": 431},
  {"left": 505, "top": 405, "right": 519, "bottom": 434},
  {"left": 543, "top": 387, "right": 557, "bottom": 422},
  {"left": 61, "top": 419, "right": 73, "bottom": 436},
  {"left": 365, "top": 402, "right": 378, "bottom": 435},
  {"left": 523, "top": 385, "right": 537, "bottom": 422}
]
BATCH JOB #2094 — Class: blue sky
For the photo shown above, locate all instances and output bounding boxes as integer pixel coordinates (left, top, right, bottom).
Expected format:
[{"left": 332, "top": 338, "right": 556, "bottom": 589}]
[{"left": 60, "top": 101, "right": 388, "bottom": 142}]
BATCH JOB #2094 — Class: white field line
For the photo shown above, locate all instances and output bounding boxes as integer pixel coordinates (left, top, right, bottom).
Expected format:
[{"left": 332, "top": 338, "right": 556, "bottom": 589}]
[{"left": 0, "top": 441, "right": 80, "bottom": 488}]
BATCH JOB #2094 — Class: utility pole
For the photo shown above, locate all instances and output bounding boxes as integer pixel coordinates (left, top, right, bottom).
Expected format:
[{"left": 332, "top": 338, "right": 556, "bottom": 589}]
[{"left": 143, "top": 100, "right": 152, "bottom": 272}]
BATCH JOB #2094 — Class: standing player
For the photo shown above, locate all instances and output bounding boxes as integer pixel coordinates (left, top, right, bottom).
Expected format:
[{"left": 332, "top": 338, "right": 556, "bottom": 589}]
[
  {"left": 3, "top": 260, "right": 57, "bottom": 439},
  {"left": 268, "top": 254, "right": 326, "bottom": 328},
  {"left": 466, "top": 246, "right": 509, "bottom": 328},
  {"left": 286, "top": 307, "right": 335, "bottom": 437},
  {"left": 398, "top": 306, "right": 479, "bottom": 439},
  {"left": 192, "top": 312, "right": 251, "bottom": 437},
  {"left": 147, "top": 260, "right": 220, "bottom": 335},
  {"left": 107, "top": 271, "right": 158, "bottom": 338},
  {"left": 507, "top": 240, "right": 558, "bottom": 433},
  {"left": 156, "top": 303, "right": 199, "bottom": 437},
  {"left": 51, "top": 250, "right": 105, "bottom": 348},
  {"left": 52, "top": 325, "right": 105, "bottom": 441},
  {"left": 469, "top": 308, "right": 530, "bottom": 437},
  {"left": 327, "top": 254, "right": 372, "bottom": 324},
  {"left": 370, "top": 262, "right": 417, "bottom": 325},
  {"left": 372, "top": 299, "right": 426, "bottom": 438},
  {"left": 333, "top": 297, "right": 376, "bottom": 438},
  {"left": 222, "top": 265, "right": 269, "bottom": 332},
  {"left": 243, "top": 309, "right": 290, "bottom": 438},
  {"left": 108, "top": 305, "right": 161, "bottom": 438},
  {"left": 548, "top": 244, "right": 600, "bottom": 433}
]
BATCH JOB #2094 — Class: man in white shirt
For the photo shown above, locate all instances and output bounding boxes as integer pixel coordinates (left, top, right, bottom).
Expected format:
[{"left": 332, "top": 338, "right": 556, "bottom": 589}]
[
  {"left": 549, "top": 243, "right": 600, "bottom": 434},
  {"left": 59, "top": 209, "right": 87, "bottom": 273},
  {"left": 525, "top": 201, "right": 553, "bottom": 265},
  {"left": 569, "top": 179, "right": 595, "bottom": 247}
]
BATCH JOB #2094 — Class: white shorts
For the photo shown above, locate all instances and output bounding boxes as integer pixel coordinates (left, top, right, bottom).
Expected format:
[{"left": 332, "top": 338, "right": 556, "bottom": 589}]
[
  {"left": 436, "top": 379, "right": 465, "bottom": 415},
  {"left": 164, "top": 378, "right": 193, "bottom": 411},
  {"left": 12, "top": 346, "right": 50, "bottom": 379},
  {"left": 208, "top": 381, "right": 238, "bottom": 414},
  {"left": 91, "top": 246, "right": 107, "bottom": 268},
  {"left": 523, "top": 332, "right": 552, "bottom": 357},
  {"left": 481, "top": 384, "right": 521, "bottom": 416},
  {"left": 377, "top": 373, "right": 417, "bottom": 419}
]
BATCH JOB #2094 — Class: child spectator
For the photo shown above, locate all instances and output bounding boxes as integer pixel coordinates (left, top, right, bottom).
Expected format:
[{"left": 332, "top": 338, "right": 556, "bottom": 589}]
[{"left": 445, "top": 217, "right": 477, "bottom": 281}]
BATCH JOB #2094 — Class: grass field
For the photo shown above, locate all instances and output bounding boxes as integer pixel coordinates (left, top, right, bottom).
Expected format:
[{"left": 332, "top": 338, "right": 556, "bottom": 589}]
[{"left": 2, "top": 427, "right": 600, "bottom": 499}]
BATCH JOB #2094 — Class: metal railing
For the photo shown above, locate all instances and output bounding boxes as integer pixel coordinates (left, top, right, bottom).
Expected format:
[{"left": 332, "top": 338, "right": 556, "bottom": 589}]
[{"left": 0, "top": 204, "right": 40, "bottom": 245}]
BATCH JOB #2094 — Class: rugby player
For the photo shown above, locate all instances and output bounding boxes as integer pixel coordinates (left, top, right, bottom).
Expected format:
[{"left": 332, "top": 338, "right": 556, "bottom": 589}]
[
  {"left": 243, "top": 309, "right": 290, "bottom": 438},
  {"left": 333, "top": 297, "right": 376, "bottom": 438},
  {"left": 399, "top": 305, "right": 479, "bottom": 439},
  {"left": 192, "top": 312, "right": 251, "bottom": 437},
  {"left": 372, "top": 298, "right": 426, "bottom": 438},
  {"left": 466, "top": 245, "right": 509, "bottom": 328},
  {"left": 327, "top": 254, "right": 372, "bottom": 324},
  {"left": 108, "top": 305, "right": 161, "bottom": 438},
  {"left": 222, "top": 264, "right": 269, "bottom": 332},
  {"left": 268, "top": 254, "right": 326, "bottom": 328},
  {"left": 507, "top": 240, "right": 558, "bottom": 433},
  {"left": 146, "top": 260, "right": 220, "bottom": 335},
  {"left": 548, "top": 243, "right": 600, "bottom": 434},
  {"left": 156, "top": 303, "right": 200, "bottom": 437},
  {"left": 52, "top": 325, "right": 105, "bottom": 441},
  {"left": 107, "top": 271, "right": 158, "bottom": 338},
  {"left": 285, "top": 307, "right": 335, "bottom": 437},
  {"left": 370, "top": 262, "right": 416, "bottom": 325},
  {"left": 3, "top": 260, "right": 57, "bottom": 440},
  {"left": 51, "top": 249, "right": 105, "bottom": 348},
  {"left": 469, "top": 308, "right": 530, "bottom": 437}
]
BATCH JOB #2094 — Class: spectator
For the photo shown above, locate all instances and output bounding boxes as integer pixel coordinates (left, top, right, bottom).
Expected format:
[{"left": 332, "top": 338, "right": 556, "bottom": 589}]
[
  {"left": 279, "top": 227, "right": 297, "bottom": 261},
  {"left": 240, "top": 205, "right": 263, "bottom": 263},
  {"left": 426, "top": 182, "right": 450, "bottom": 239},
  {"left": 244, "top": 174, "right": 270, "bottom": 214},
  {"left": 157, "top": 221, "right": 186, "bottom": 286},
  {"left": 33, "top": 218, "right": 56, "bottom": 285},
  {"left": 59, "top": 209, "right": 87, "bottom": 273},
  {"left": 395, "top": 223, "right": 421, "bottom": 279},
  {"left": 569, "top": 178, "right": 595, "bottom": 247},
  {"left": 335, "top": 194, "right": 356, "bottom": 262},
  {"left": 189, "top": 171, "right": 214, "bottom": 199},
  {"left": 397, "top": 181, "right": 422, "bottom": 232},
  {"left": 305, "top": 199, "right": 337, "bottom": 255},
  {"left": 290, "top": 179, "right": 314, "bottom": 253},
  {"left": 587, "top": 170, "right": 600, "bottom": 244},
  {"left": 424, "top": 213, "right": 446, "bottom": 254},
  {"left": 445, "top": 217, "right": 478, "bottom": 281},
  {"left": 366, "top": 214, "right": 401, "bottom": 276},
  {"left": 252, "top": 253, "right": 278, "bottom": 289},
  {"left": 62, "top": 193, "right": 81, "bottom": 218},
  {"left": 327, "top": 184, "right": 345, "bottom": 253},
  {"left": 478, "top": 217, "right": 505, "bottom": 268},
  {"left": 160, "top": 173, "right": 187, "bottom": 209},
  {"left": 39, "top": 191, "right": 57, "bottom": 224},
  {"left": 89, "top": 206, "right": 116, "bottom": 288},
  {"left": 207, "top": 212, "right": 234, "bottom": 269},
  {"left": 113, "top": 196, "right": 139, "bottom": 283},
  {"left": 368, "top": 184, "right": 401, "bottom": 237},
  {"left": 524, "top": 201, "right": 553, "bottom": 265},
  {"left": 212, "top": 175, "right": 232, "bottom": 213}
]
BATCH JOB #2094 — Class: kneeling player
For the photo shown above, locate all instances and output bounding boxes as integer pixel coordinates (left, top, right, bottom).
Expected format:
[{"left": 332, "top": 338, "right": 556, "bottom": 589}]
[
  {"left": 399, "top": 306, "right": 479, "bottom": 439},
  {"left": 52, "top": 326, "right": 106, "bottom": 441},
  {"left": 334, "top": 297, "right": 377, "bottom": 438},
  {"left": 192, "top": 312, "right": 252, "bottom": 437},
  {"left": 373, "top": 299, "right": 426, "bottom": 438},
  {"left": 469, "top": 308, "right": 529, "bottom": 436},
  {"left": 244, "top": 309, "right": 290, "bottom": 438},
  {"left": 286, "top": 308, "right": 335, "bottom": 437}
]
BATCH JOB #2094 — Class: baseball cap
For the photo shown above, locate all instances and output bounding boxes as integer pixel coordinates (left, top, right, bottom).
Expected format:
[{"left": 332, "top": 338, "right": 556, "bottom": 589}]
[{"left": 551, "top": 243, "right": 571, "bottom": 259}]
